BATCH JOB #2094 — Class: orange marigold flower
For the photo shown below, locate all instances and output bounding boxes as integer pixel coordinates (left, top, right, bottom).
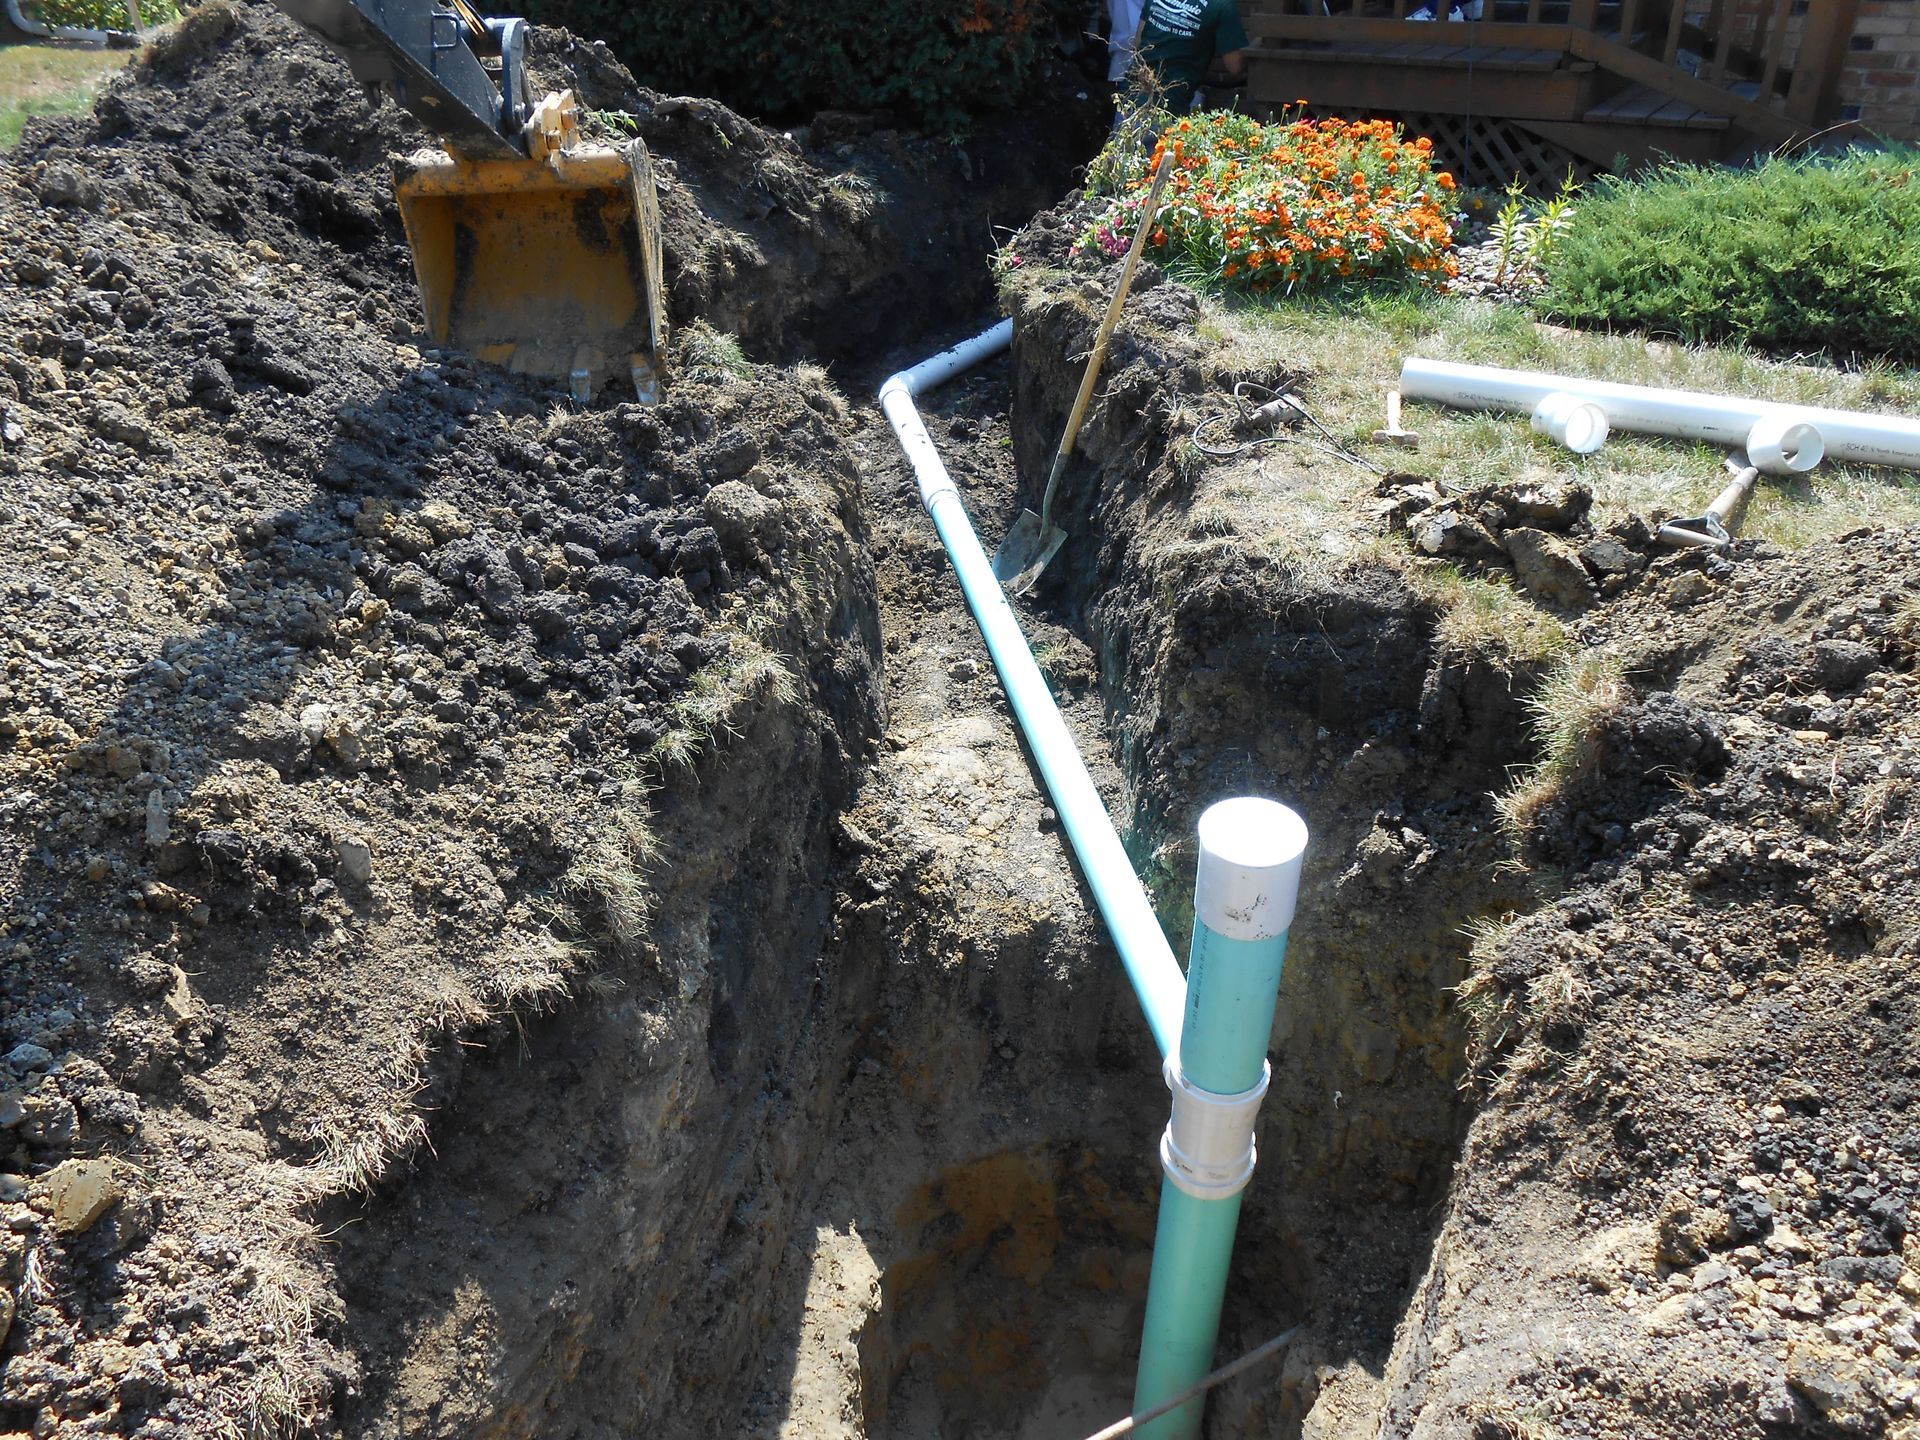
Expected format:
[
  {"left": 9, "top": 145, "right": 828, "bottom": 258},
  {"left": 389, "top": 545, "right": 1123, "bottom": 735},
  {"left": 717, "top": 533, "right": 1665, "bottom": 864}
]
[{"left": 1436, "top": 172, "right": 1457, "bottom": 190}]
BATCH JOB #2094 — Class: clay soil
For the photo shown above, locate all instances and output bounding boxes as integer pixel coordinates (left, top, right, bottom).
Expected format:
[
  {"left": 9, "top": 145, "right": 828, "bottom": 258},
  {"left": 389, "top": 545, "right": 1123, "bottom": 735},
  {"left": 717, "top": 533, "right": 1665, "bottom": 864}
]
[{"left": 2, "top": 5, "right": 1919, "bottom": 1440}]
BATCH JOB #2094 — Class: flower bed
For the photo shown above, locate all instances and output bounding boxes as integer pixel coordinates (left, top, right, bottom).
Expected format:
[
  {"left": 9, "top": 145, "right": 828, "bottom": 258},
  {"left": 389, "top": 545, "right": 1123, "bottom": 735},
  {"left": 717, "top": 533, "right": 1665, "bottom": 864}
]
[{"left": 1081, "top": 110, "right": 1460, "bottom": 293}]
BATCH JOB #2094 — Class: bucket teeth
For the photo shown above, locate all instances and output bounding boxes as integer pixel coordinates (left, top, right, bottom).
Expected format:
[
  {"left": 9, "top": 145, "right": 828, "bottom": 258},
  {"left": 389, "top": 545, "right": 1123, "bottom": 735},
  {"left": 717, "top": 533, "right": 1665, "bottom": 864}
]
[{"left": 630, "top": 354, "right": 661, "bottom": 407}]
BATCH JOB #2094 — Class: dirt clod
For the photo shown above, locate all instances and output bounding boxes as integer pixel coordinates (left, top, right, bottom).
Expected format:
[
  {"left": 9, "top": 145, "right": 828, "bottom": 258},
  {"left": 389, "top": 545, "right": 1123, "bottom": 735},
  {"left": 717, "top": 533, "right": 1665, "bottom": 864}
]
[{"left": 38, "top": 1159, "right": 122, "bottom": 1236}]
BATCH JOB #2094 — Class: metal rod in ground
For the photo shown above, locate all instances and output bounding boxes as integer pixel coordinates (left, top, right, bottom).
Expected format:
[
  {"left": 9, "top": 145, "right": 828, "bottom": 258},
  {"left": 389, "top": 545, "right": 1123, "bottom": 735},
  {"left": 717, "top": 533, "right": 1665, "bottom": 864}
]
[{"left": 1080, "top": 1325, "right": 1304, "bottom": 1440}]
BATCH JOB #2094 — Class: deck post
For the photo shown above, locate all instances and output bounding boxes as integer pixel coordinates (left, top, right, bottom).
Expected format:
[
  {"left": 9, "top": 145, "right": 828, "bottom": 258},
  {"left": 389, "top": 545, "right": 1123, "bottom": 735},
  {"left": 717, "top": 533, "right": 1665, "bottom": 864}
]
[{"left": 1784, "top": 0, "right": 1860, "bottom": 125}]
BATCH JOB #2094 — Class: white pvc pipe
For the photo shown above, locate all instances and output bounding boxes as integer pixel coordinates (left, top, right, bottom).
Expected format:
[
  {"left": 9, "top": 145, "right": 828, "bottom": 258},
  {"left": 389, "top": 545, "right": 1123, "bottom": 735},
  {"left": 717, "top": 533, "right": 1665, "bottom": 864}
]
[
  {"left": 1401, "top": 357, "right": 1920, "bottom": 473},
  {"left": 4, "top": 0, "right": 128, "bottom": 45},
  {"left": 879, "top": 320, "right": 1188, "bottom": 1058}
]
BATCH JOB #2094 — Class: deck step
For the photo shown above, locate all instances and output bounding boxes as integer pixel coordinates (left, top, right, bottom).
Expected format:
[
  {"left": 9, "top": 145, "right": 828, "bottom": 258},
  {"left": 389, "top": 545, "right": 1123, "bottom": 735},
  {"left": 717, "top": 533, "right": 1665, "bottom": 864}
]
[
  {"left": 1584, "top": 81, "right": 1731, "bottom": 128},
  {"left": 1247, "top": 39, "right": 1569, "bottom": 72}
]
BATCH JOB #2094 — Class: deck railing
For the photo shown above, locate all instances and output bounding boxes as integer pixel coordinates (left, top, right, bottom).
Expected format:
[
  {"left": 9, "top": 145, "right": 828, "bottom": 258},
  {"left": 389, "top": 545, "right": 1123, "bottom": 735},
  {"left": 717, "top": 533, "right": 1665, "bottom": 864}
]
[{"left": 1243, "top": 0, "right": 1861, "bottom": 133}]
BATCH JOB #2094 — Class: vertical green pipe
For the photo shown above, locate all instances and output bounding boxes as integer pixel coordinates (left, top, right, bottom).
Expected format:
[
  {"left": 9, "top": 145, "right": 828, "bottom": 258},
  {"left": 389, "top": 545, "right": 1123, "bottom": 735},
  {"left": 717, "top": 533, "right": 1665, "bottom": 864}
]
[
  {"left": 1133, "top": 799, "right": 1307, "bottom": 1440},
  {"left": 1133, "top": 1175, "right": 1248, "bottom": 1437}
]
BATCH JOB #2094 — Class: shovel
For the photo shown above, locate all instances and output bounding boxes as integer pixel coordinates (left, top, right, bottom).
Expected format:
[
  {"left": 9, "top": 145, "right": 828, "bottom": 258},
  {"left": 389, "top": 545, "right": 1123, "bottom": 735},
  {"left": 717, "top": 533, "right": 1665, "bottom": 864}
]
[
  {"left": 993, "top": 148, "right": 1176, "bottom": 595},
  {"left": 1657, "top": 451, "right": 1761, "bottom": 551}
]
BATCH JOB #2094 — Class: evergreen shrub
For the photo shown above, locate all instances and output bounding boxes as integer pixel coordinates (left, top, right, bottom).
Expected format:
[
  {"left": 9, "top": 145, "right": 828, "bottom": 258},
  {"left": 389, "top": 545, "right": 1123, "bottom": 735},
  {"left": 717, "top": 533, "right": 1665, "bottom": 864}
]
[
  {"left": 519, "top": 0, "right": 1051, "bottom": 132},
  {"left": 1541, "top": 149, "right": 1920, "bottom": 360}
]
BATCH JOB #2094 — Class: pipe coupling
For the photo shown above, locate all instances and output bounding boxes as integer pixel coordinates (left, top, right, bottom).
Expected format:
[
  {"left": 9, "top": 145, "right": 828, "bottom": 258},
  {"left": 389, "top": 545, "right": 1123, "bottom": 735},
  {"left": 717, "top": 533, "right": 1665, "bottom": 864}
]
[
  {"left": 1159, "top": 1058, "right": 1271, "bottom": 1201},
  {"left": 1746, "top": 413, "right": 1824, "bottom": 477},
  {"left": 1530, "top": 391, "right": 1609, "bottom": 455}
]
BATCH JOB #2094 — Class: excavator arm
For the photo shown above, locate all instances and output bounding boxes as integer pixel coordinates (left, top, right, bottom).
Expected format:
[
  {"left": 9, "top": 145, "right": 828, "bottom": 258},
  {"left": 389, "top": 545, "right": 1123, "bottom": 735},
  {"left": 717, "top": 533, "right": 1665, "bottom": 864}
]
[{"left": 271, "top": 0, "right": 530, "bottom": 160}]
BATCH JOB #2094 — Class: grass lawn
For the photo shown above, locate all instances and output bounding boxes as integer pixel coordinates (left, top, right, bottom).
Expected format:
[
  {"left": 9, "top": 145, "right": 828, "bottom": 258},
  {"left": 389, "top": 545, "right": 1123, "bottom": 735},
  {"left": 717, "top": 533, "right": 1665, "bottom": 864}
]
[
  {"left": 0, "top": 40, "right": 127, "bottom": 148},
  {"left": 1190, "top": 289, "right": 1920, "bottom": 558}
]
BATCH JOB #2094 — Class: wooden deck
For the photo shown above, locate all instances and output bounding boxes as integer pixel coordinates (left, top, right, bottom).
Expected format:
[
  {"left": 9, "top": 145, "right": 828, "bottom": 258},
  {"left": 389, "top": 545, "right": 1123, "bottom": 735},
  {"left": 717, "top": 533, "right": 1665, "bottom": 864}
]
[{"left": 1237, "top": 1, "right": 1861, "bottom": 187}]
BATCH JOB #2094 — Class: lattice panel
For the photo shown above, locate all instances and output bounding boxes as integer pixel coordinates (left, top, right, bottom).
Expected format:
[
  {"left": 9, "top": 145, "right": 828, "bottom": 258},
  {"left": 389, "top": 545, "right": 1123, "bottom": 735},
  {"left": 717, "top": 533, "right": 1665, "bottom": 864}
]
[{"left": 1281, "top": 104, "right": 1599, "bottom": 193}]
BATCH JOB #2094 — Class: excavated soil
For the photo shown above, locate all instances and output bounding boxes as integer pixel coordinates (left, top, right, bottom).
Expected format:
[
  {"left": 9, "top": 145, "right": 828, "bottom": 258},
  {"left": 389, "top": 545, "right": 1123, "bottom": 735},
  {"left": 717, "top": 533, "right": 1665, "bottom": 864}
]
[
  {"left": 4, "top": 7, "right": 1920, "bottom": 1440},
  {"left": 0, "top": 6, "right": 1084, "bottom": 1436}
]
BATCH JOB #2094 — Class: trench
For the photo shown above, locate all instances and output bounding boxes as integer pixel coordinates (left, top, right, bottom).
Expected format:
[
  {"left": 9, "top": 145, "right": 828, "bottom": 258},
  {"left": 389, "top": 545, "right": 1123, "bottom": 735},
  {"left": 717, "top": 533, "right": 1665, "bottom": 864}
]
[
  {"left": 318, "top": 313, "right": 1548, "bottom": 1440},
  {"left": 304, "top": 156, "right": 1549, "bottom": 1440},
  {"left": 15, "top": 14, "right": 1915, "bottom": 1440},
  {"left": 719, "top": 340, "right": 1540, "bottom": 1440}
]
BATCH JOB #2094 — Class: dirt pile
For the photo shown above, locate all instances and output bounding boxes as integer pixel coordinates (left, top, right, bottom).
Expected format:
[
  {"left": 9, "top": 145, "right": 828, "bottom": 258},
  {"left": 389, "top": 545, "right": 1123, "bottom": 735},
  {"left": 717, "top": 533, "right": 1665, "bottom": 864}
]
[
  {"left": 532, "top": 33, "right": 1099, "bottom": 365},
  {"left": 1385, "top": 530, "right": 1920, "bottom": 1440},
  {"left": 0, "top": 6, "right": 922, "bottom": 1434}
]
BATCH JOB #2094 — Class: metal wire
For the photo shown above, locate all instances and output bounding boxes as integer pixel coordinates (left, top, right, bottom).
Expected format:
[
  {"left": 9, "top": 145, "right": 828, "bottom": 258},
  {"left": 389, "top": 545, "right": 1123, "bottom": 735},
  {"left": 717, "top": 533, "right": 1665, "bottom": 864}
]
[
  {"left": 1190, "top": 382, "right": 1384, "bottom": 475},
  {"left": 1076, "top": 1325, "right": 1305, "bottom": 1440}
]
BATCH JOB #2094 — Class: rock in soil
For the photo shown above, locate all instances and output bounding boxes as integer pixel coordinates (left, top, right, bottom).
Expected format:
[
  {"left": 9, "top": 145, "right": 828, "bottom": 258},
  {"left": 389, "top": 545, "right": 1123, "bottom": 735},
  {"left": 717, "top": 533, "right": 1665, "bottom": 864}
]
[{"left": 38, "top": 1159, "right": 122, "bottom": 1236}]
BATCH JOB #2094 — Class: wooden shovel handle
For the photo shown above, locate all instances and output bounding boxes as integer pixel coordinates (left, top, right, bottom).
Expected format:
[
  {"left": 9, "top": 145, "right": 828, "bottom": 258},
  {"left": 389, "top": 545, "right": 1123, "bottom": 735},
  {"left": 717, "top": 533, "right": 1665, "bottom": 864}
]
[{"left": 1038, "top": 148, "right": 1177, "bottom": 523}]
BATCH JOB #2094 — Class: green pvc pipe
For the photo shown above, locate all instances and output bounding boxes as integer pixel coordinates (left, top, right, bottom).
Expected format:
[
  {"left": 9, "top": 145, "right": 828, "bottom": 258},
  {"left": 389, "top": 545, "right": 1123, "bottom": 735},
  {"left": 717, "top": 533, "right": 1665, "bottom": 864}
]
[
  {"left": 1133, "top": 799, "right": 1307, "bottom": 1440},
  {"left": 1134, "top": 1180, "right": 1247, "bottom": 1438},
  {"left": 879, "top": 330, "right": 1309, "bottom": 1435}
]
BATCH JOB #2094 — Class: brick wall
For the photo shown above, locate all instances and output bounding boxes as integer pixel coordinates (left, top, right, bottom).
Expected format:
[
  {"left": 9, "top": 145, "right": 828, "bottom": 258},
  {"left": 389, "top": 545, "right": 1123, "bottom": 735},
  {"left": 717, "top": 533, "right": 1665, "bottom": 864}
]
[
  {"left": 1843, "top": 0, "right": 1920, "bottom": 136},
  {"left": 1724, "top": 0, "right": 1920, "bottom": 139}
]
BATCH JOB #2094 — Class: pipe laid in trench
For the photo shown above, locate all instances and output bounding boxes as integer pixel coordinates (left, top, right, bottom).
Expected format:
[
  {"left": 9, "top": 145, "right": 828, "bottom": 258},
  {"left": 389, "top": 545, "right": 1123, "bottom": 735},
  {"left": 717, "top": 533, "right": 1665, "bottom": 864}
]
[
  {"left": 880, "top": 325, "right": 1307, "bottom": 1438},
  {"left": 1132, "top": 797, "right": 1305, "bottom": 1440},
  {"left": 878, "top": 320, "right": 1186, "bottom": 1057},
  {"left": 4, "top": 0, "right": 132, "bottom": 46},
  {"left": 1400, "top": 356, "right": 1920, "bottom": 472}
]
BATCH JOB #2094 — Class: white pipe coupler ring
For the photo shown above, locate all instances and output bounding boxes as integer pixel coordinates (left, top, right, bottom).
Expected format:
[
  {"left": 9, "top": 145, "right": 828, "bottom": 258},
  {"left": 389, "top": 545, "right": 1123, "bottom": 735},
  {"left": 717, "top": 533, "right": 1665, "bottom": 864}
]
[
  {"left": 1530, "top": 391, "right": 1609, "bottom": 455},
  {"left": 1746, "top": 412, "right": 1824, "bottom": 476},
  {"left": 1160, "top": 1058, "right": 1271, "bottom": 1201}
]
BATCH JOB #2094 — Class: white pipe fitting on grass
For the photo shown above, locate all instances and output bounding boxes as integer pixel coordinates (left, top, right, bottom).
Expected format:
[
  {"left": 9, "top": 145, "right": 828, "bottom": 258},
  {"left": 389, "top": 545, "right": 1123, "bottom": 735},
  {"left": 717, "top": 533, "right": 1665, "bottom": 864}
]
[
  {"left": 1400, "top": 357, "right": 1920, "bottom": 472},
  {"left": 1745, "top": 413, "right": 1825, "bottom": 476},
  {"left": 1160, "top": 1058, "right": 1270, "bottom": 1201},
  {"left": 1530, "top": 391, "right": 1609, "bottom": 455}
]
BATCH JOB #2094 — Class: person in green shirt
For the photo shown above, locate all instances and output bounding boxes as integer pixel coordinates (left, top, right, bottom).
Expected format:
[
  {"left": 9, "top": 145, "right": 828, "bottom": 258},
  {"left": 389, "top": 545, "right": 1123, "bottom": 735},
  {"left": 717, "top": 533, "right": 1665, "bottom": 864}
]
[{"left": 1133, "top": 0, "right": 1249, "bottom": 115}]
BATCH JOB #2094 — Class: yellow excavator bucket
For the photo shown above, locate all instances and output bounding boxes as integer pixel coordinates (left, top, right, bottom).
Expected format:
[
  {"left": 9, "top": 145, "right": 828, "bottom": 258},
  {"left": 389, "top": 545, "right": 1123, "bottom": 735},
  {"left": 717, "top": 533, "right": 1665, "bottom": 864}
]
[{"left": 393, "top": 121, "right": 668, "bottom": 402}]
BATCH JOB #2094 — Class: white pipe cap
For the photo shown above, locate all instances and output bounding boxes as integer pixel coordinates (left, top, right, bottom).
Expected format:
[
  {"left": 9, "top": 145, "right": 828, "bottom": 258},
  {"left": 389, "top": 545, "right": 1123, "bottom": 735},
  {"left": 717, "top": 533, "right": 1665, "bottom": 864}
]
[
  {"left": 1531, "top": 392, "right": 1609, "bottom": 455},
  {"left": 1747, "top": 412, "right": 1824, "bottom": 476},
  {"left": 1194, "top": 797, "right": 1308, "bottom": 941}
]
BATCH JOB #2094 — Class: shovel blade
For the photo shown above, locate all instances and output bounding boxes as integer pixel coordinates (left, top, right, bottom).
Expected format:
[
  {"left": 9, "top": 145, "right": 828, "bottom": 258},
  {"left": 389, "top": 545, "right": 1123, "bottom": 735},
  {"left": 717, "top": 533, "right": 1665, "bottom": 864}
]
[{"left": 991, "top": 509, "right": 1067, "bottom": 596}]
